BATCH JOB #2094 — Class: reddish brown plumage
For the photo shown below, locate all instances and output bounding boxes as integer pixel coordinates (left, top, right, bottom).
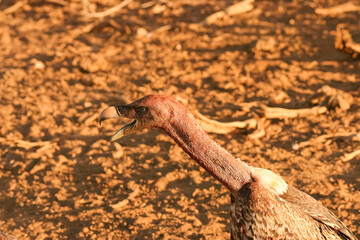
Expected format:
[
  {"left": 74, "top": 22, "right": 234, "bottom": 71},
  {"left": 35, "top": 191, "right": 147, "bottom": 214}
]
[{"left": 99, "top": 94, "right": 357, "bottom": 240}]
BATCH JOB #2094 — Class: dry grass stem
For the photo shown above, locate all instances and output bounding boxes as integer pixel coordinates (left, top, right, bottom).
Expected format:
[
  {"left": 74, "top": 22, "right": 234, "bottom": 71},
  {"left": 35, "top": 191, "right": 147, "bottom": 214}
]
[
  {"left": 46, "top": 0, "right": 67, "bottom": 6},
  {"left": 194, "top": 110, "right": 257, "bottom": 134},
  {"left": 111, "top": 187, "right": 140, "bottom": 210},
  {"left": 258, "top": 105, "right": 328, "bottom": 119},
  {"left": 335, "top": 25, "right": 360, "bottom": 59},
  {"left": 85, "top": 0, "right": 134, "bottom": 18},
  {"left": 342, "top": 149, "right": 360, "bottom": 162},
  {"left": 296, "top": 132, "right": 360, "bottom": 149},
  {"left": 315, "top": 2, "right": 360, "bottom": 16},
  {"left": 202, "top": 0, "right": 254, "bottom": 25},
  {"left": 3, "top": 0, "right": 28, "bottom": 14}
]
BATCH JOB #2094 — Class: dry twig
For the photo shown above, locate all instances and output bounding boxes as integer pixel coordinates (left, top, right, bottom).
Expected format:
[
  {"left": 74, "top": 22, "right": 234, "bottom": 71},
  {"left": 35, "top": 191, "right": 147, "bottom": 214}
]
[
  {"left": 295, "top": 134, "right": 333, "bottom": 149},
  {"left": 175, "top": 96, "right": 257, "bottom": 134},
  {"left": 342, "top": 149, "right": 360, "bottom": 162},
  {"left": 150, "top": 25, "right": 171, "bottom": 35},
  {"left": 70, "top": 22, "right": 97, "bottom": 36},
  {"left": 0, "top": 231, "right": 16, "bottom": 240},
  {"left": 248, "top": 128, "right": 265, "bottom": 140},
  {"left": 194, "top": 110, "right": 257, "bottom": 134},
  {"left": 0, "top": 137, "right": 58, "bottom": 151},
  {"left": 141, "top": 0, "right": 156, "bottom": 9},
  {"left": 177, "top": 95, "right": 330, "bottom": 134},
  {"left": 308, "top": 85, "right": 354, "bottom": 111},
  {"left": 335, "top": 25, "right": 360, "bottom": 59},
  {"left": 111, "top": 187, "right": 140, "bottom": 210},
  {"left": 257, "top": 105, "right": 327, "bottom": 119},
  {"left": 295, "top": 132, "right": 360, "bottom": 149},
  {"left": 16, "top": 140, "right": 52, "bottom": 150},
  {"left": 202, "top": 0, "right": 254, "bottom": 25},
  {"left": 315, "top": 2, "right": 360, "bottom": 16},
  {"left": 46, "top": 0, "right": 67, "bottom": 6},
  {"left": 3, "top": 0, "right": 28, "bottom": 14},
  {"left": 85, "top": 0, "right": 134, "bottom": 18}
]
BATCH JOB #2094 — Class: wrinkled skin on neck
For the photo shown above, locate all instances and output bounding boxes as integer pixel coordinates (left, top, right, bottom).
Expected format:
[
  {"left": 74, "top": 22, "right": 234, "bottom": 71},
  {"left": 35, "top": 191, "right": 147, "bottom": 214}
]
[{"left": 99, "top": 95, "right": 252, "bottom": 194}]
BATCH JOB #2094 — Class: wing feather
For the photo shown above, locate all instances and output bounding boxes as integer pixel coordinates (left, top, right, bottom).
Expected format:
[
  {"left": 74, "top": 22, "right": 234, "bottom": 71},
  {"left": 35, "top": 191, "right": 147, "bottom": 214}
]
[{"left": 282, "top": 186, "right": 357, "bottom": 240}]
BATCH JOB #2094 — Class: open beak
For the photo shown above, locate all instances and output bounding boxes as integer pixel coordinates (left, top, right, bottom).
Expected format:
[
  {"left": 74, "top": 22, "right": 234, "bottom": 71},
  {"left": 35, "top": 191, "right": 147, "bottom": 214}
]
[{"left": 99, "top": 106, "right": 138, "bottom": 141}]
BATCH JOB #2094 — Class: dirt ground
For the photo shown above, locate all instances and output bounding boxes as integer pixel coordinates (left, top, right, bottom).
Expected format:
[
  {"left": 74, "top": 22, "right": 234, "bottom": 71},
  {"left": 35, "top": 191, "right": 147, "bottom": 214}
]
[{"left": 0, "top": 0, "right": 359, "bottom": 239}]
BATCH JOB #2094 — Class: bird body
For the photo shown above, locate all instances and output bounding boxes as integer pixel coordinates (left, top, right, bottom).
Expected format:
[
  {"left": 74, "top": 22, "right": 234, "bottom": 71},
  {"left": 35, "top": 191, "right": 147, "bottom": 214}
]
[
  {"left": 99, "top": 94, "right": 357, "bottom": 240},
  {"left": 231, "top": 170, "right": 354, "bottom": 240}
]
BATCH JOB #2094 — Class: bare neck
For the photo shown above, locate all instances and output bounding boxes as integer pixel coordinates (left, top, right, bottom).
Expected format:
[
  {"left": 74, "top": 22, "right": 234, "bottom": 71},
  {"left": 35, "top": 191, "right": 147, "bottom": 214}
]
[{"left": 161, "top": 110, "right": 252, "bottom": 194}]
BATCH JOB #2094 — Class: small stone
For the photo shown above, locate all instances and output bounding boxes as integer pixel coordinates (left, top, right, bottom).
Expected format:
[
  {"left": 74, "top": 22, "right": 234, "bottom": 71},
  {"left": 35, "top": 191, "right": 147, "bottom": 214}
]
[
  {"left": 84, "top": 101, "right": 92, "bottom": 108},
  {"left": 292, "top": 143, "right": 299, "bottom": 151},
  {"left": 136, "top": 27, "right": 148, "bottom": 37},
  {"left": 34, "top": 61, "right": 45, "bottom": 70},
  {"left": 31, "top": 59, "right": 45, "bottom": 70},
  {"left": 112, "top": 142, "right": 123, "bottom": 159}
]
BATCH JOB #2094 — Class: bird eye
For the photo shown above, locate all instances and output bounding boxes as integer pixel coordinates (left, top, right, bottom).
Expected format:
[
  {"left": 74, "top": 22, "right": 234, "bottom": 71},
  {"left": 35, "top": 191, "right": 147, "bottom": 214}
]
[{"left": 136, "top": 107, "right": 147, "bottom": 115}]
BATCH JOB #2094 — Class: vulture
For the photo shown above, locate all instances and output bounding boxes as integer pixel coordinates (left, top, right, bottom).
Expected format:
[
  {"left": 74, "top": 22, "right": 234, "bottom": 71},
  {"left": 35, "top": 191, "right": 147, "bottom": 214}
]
[{"left": 99, "top": 94, "right": 357, "bottom": 240}]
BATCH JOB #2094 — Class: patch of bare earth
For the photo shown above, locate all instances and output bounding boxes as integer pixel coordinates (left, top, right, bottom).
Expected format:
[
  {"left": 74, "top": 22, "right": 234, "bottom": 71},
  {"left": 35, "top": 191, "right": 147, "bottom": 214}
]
[{"left": 0, "top": 0, "right": 359, "bottom": 239}]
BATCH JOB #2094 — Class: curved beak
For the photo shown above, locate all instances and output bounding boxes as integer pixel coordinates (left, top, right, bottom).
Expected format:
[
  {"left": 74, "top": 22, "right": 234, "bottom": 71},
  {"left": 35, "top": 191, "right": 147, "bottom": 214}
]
[
  {"left": 99, "top": 106, "right": 119, "bottom": 126},
  {"left": 99, "top": 106, "right": 138, "bottom": 142}
]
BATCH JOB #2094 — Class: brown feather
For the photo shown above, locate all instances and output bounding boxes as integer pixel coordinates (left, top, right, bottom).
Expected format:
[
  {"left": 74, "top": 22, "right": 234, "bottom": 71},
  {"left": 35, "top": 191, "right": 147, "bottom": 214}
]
[{"left": 281, "top": 186, "right": 357, "bottom": 240}]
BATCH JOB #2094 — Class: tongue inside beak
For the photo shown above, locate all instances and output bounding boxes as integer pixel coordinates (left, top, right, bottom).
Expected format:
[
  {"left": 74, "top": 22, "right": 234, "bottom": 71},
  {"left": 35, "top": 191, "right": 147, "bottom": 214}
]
[
  {"left": 99, "top": 106, "right": 138, "bottom": 141},
  {"left": 111, "top": 120, "right": 137, "bottom": 141}
]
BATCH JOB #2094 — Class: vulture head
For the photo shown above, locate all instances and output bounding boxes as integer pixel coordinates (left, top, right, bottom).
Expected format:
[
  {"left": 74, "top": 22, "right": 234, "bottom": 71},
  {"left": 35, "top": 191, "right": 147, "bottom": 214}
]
[{"left": 99, "top": 94, "right": 191, "bottom": 141}]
